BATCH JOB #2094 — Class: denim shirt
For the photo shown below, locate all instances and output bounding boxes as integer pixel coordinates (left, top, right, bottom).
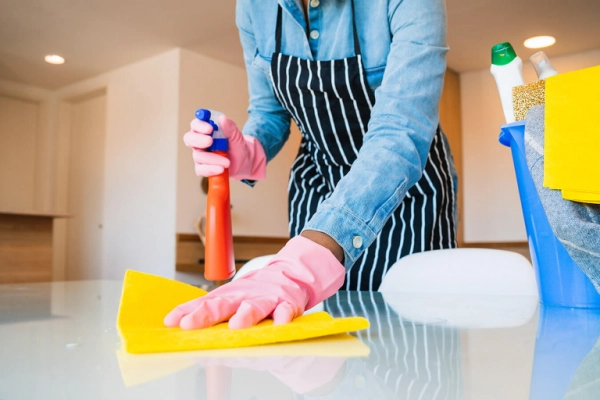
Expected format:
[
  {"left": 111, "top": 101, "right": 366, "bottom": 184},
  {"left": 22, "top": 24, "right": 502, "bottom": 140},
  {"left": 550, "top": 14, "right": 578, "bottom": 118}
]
[{"left": 236, "top": 0, "right": 449, "bottom": 268}]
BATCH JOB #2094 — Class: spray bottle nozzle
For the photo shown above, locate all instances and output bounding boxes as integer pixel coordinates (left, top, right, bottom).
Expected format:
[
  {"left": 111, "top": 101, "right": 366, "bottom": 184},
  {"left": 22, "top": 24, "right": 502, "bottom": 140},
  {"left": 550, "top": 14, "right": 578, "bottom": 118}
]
[
  {"left": 195, "top": 108, "right": 211, "bottom": 122},
  {"left": 195, "top": 109, "right": 219, "bottom": 132},
  {"left": 195, "top": 108, "right": 228, "bottom": 152}
]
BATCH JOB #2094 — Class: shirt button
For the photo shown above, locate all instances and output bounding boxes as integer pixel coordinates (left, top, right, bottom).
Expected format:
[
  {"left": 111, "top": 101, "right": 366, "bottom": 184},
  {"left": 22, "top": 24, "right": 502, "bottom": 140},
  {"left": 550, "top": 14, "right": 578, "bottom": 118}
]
[
  {"left": 352, "top": 236, "right": 363, "bottom": 249},
  {"left": 310, "top": 0, "right": 320, "bottom": 7},
  {"left": 309, "top": 30, "right": 320, "bottom": 40}
]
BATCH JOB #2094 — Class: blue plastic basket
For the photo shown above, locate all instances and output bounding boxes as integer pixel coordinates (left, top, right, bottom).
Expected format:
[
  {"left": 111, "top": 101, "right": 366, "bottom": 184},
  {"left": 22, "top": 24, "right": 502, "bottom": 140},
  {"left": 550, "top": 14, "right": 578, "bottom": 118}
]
[{"left": 499, "top": 121, "right": 600, "bottom": 308}]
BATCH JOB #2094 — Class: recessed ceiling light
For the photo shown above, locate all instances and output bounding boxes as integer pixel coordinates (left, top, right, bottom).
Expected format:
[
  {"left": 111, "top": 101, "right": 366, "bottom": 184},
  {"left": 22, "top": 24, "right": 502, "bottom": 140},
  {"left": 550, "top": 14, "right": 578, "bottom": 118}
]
[
  {"left": 524, "top": 36, "right": 556, "bottom": 49},
  {"left": 45, "top": 55, "right": 65, "bottom": 64}
]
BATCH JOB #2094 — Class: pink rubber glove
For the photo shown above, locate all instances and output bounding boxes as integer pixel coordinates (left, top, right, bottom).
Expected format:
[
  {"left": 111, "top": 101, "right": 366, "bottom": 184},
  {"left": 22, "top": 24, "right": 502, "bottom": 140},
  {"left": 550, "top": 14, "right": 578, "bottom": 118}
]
[
  {"left": 164, "top": 236, "right": 345, "bottom": 330},
  {"left": 183, "top": 114, "right": 267, "bottom": 180}
]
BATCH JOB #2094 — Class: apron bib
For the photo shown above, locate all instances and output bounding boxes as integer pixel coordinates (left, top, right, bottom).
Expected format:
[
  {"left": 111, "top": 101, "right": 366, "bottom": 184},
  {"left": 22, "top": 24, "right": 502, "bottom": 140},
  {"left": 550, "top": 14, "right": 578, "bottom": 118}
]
[{"left": 270, "top": 2, "right": 457, "bottom": 291}]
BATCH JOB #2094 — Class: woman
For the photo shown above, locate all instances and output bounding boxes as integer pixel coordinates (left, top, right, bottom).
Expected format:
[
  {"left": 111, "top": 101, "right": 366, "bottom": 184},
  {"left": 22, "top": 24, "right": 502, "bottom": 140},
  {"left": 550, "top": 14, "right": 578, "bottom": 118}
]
[{"left": 164, "top": 0, "right": 457, "bottom": 330}]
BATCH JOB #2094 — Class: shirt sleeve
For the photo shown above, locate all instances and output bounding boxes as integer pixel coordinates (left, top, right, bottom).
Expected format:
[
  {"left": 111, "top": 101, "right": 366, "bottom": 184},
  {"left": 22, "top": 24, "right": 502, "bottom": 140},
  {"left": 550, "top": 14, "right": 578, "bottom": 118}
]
[
  {"left": 303, "top": 0, "right": 449, "bottom": 267},
  {"left": 236, "top": 0, "right": 292, "bottom": 162}
]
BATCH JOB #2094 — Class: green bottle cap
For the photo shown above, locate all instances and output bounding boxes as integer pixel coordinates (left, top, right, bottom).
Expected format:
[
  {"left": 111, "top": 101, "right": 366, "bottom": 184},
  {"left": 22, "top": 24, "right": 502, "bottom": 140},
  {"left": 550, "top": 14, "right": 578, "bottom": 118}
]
[{"left": 491, "top": 42, "right": 518, "bottom": 66}]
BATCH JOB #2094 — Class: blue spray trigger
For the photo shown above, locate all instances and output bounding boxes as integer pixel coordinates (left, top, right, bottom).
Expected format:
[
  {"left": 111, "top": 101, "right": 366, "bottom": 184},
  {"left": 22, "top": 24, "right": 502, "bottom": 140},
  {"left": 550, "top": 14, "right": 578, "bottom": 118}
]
[
  {"left": 209, "top": 138, "right": 229, "bottom": 152},
  {"left": 209, "top": 120, "right": 219, "bottom": 132},
  {"left": 195, "top": 108, "right": 211, "bottom": 122}
]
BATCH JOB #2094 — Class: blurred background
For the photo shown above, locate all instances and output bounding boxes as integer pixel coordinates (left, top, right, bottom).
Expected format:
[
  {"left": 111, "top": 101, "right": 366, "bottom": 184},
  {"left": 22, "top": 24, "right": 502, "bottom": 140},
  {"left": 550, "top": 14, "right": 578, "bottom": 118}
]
[{"left": 1, "top": 0, "right": 599, "bottom": 286}]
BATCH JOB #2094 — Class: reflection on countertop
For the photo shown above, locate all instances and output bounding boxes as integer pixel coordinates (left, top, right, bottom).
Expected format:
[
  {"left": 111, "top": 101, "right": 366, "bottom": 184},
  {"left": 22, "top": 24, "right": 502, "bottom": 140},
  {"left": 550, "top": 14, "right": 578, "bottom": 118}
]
[
  {"left": 1, "top": 281, "right": 599, "bottom": 399},
  {"left": 531, "top": 306, "right": 600, "bottom": 400}
]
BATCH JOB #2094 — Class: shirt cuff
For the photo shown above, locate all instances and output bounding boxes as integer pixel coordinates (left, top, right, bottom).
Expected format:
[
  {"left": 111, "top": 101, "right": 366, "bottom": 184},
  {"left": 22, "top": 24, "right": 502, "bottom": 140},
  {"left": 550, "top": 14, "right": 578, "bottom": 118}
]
[{"left": 302, "top": 204, "right": 378, "bottom": 269}]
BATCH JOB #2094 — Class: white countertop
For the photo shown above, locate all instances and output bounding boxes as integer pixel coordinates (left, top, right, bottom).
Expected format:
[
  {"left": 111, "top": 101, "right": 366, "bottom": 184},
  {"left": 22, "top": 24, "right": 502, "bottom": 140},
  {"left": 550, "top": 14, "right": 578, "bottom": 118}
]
[{"left": 1, "top": 280, "right": 599, "bottom": 400}]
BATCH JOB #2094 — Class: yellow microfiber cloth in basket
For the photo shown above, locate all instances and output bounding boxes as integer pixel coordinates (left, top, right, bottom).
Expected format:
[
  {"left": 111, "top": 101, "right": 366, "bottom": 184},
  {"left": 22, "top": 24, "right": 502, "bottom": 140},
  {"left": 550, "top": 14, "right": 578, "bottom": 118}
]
[
  {"left": 117, "top": 270, "right": 369, "bottom": 354},
  {"left": 545, "top": 64, "right": 600, "bottom": 203}
]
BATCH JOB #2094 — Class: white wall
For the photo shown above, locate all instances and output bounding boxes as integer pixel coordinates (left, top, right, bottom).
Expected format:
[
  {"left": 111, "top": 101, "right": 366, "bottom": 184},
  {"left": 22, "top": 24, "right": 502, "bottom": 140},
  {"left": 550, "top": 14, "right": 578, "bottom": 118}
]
[
  {"left": 55, "top": 49, "right": 181, "bottom": 280},
  {"left": 176, "top": 48, "right": 301, "bottom": 238},
  {"left": 461, "top": 48, "right": 600, "bottom": 242},
  {"left": 65, "top": 93, "right": 107, "bottom": 280},
  {"left": 0, "top": 80, "right": 58, "bottom": 212},
  {"left": 0, "top": 96, "right": 39, "bottom": 210}
]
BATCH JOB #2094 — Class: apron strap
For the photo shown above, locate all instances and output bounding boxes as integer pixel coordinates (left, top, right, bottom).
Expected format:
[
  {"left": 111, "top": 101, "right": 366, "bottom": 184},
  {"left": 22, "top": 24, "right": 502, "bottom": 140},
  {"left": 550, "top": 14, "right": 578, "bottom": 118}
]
[
  {"left": 350, "top": 0, "right": 361, "bottom": 56},
  {"left": 275, "top": 5, "right": 283, "bottom": 54},
  {"left": 274, "top": 1, "right": 362, "bottom": 56}
]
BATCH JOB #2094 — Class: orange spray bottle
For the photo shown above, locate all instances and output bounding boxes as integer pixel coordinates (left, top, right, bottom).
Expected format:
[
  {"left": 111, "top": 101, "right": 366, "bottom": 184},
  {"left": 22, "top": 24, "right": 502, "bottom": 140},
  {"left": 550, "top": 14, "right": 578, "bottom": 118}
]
[{"left": 195, "top": 109, "right": 236, "bottom": 281}]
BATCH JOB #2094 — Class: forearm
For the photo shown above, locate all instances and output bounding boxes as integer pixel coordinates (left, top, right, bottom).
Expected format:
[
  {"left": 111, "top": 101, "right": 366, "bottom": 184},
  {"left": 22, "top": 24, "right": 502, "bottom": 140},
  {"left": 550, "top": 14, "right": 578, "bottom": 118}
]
[{"left": 301, "top": 230, "right": 344, "bottom": 263}]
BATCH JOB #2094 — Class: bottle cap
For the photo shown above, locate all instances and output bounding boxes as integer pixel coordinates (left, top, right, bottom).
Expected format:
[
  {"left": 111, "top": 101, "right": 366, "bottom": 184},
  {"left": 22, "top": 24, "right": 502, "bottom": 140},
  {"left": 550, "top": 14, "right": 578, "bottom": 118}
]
[
  {"left": 529, "top": 51, "right": 559, "bottom": 80},
  {"left": 195, "top": 108, "right": 211, "bottom": 122},
  {"left": 491, "top": 42, "right": 518, "bottom": 66}
]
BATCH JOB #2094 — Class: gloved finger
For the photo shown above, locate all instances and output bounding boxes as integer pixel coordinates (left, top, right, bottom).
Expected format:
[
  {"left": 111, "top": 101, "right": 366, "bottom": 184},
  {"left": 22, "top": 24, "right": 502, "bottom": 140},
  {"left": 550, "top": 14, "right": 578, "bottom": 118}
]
[
  {"left": 184, "top": 130, "right": 213, "bottom": 149},
  {"left": 192, "top": 150, "right": 231, "bottom": 168},
  {"left": 271, "top": 301, "right": 299, "bottom": 326},
  {"left": 180, "top": 296, "right": 240, "bottom": 330},
  {"left": 190, "top": 118, "right": 214, "bottom": 134},
  {"left": 164, "top": 296, "right": 209, "bottom": 327},
  {"left": 228, "top": 298, "right": 278, "bottom": 330},
  {"left": 195, "top": 164, "right": 225, "bottom": 177},
  {"left": 217, "top": 114, "right": 244, "bottom": 145}
]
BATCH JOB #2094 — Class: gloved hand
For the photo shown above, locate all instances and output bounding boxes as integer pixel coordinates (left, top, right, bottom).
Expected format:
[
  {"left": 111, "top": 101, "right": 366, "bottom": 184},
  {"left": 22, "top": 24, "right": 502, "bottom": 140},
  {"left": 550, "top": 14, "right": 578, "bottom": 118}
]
[
  {"left": 164, "top": 235, "right": 345, "bottom": 330},
  {"left": 183, "top": 114, "right": 267, "bottom": 180}
]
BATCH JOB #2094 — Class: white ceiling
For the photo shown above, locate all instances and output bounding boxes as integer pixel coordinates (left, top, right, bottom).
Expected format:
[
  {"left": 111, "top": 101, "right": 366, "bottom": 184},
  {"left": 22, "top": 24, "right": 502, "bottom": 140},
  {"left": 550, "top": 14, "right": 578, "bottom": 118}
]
[
  {"left": 446, "top": 0, "right": 600, "bottom": 72},
  {"left": 1, "top": 0, "right": 600, "bottom": 90}
]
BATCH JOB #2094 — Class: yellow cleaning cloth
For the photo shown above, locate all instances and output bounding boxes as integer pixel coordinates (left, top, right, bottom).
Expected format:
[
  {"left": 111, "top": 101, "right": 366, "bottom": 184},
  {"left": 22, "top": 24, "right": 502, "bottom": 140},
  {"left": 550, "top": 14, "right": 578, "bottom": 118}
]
[
  {"left": 117, "top": 270, "right": 370, "bottom": 354},
  {"left": 562, "top": 190, "right": 600, "bottom": 204},
  {"left": 545, "top": 65, "right": 600, "bottom": 203},
  {"left": 561, "top": 189, "right": 600, "bottom": 204}
]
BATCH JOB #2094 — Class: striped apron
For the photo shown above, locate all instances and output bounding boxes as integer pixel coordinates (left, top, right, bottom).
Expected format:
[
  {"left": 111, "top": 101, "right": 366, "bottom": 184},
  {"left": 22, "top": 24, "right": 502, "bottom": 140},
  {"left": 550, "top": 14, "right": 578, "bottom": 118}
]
[{"left": 270, "top": 2, "right": 457, "bottom": 291}]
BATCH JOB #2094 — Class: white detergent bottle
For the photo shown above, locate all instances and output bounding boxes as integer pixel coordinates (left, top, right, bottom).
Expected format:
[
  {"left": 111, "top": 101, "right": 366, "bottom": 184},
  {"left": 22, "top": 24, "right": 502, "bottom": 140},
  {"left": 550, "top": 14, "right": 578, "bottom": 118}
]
[
  {"left": 529, "top": 51, "right": 559, "bottom": 80},
  {"left": 490, "top": 42, "right": 524, "bottom": 123}
]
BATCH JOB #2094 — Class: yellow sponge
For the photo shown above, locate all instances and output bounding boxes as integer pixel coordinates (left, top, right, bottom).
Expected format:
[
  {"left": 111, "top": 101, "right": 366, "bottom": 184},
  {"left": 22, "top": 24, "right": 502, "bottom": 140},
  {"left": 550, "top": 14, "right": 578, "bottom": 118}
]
[
  {"left": 512, "top": 79, "right": 545, "bottom": 122},
  {"left": 545, "top": 64, "right": 600, "bottom": 203},
  {"left": 117, "top": 270, "right": 370, "bottom": 354}
]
